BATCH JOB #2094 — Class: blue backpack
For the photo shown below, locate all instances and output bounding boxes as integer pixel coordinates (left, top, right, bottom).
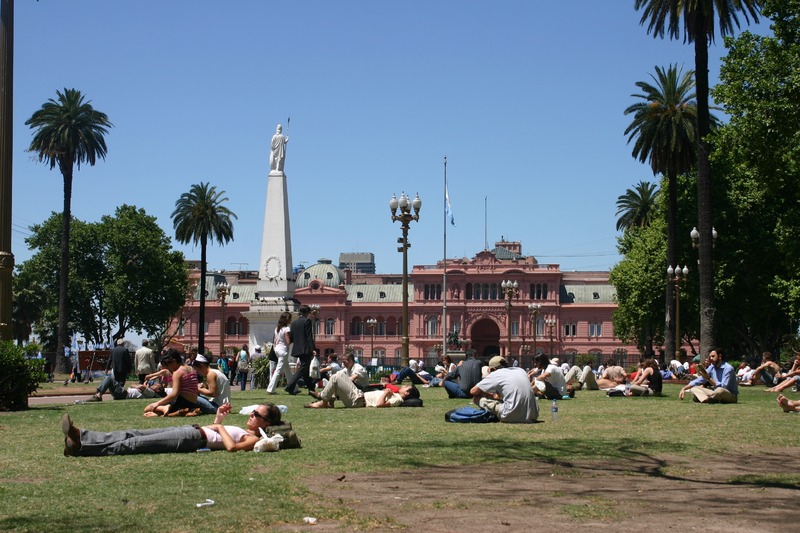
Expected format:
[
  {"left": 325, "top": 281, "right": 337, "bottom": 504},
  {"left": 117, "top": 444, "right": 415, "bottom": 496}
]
[{"left": 444, "top": 406, "right": 498, "bottom": 423}]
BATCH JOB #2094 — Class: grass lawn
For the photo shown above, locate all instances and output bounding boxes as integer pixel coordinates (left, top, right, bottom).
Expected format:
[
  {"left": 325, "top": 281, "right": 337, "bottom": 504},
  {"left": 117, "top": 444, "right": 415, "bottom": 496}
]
[{"left": 0, "top": 383, "right": 798, "bottom": 532}]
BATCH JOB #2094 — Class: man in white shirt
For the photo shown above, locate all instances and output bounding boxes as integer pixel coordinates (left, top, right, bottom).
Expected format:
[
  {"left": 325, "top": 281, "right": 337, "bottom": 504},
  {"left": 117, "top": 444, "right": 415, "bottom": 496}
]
[{"left": 340, "top": 352, "right": 369, "bottom": 390}]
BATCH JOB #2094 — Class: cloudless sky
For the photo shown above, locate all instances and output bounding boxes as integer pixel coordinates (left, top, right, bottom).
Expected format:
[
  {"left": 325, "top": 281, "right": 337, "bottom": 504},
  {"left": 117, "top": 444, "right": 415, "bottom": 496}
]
[{"left": 10, "top": 1, "right": 768, "bottom": 276}]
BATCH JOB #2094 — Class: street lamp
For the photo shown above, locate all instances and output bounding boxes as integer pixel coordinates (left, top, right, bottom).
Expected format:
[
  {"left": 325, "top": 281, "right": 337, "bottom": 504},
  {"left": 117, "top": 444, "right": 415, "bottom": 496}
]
[
  {"left": 501, "top": 280, "right": 519, "bottom": 357},
  {"left": 390, "top": 192, "right": 422, "bottom": 367},
  {"left": 690, "top": 226, "right": 718, "bottom": 249},
  {"left": 528, "top": 303, "right": 541, "bottom": 363},
  {"left": 667, "top": 265, "right": 689, "bottom": 359},
  {"left": 216, "top": 282, "right": 229, "bottom": 359},
  {"left": 365, "top": 317, "right": 377, "bottom": 364},
  {"left": 545, "top": 318, "right": 556, "bottom": 357}
]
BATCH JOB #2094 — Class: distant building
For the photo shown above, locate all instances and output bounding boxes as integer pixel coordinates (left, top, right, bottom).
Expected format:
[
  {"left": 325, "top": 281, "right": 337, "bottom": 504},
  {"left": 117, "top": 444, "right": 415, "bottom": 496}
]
[
  {"left": 167, "top": 240, "right": 639, "bottom": 368},
  {"left": 338, "top": 252, "right": 376, "bottom": 274}
]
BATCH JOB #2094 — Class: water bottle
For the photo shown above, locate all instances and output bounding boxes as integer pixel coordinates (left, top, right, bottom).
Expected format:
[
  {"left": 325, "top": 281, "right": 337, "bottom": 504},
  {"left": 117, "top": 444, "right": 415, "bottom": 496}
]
[
  {"left": 625, "top": 381, "right": 631, "bottom": 396},
  {"left": 551, "top": 399, "right": 558, "bottom": 423}
]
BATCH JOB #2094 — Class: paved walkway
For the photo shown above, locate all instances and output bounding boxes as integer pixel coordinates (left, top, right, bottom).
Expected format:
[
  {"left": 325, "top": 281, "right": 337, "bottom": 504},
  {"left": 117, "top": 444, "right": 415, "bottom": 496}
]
[{"left": 28, "top": 394, "right": 95, "bottom": 406}]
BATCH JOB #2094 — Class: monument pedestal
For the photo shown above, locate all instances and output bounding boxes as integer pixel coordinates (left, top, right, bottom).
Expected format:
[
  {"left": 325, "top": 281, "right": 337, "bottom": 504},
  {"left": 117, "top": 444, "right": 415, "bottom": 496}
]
[{"left": 242, "top": 298, "right": 295, "bottom": 348}]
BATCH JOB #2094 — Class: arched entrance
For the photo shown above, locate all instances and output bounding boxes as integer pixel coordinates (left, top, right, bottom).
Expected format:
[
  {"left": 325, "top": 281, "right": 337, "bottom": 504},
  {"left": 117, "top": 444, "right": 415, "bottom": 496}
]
[{"left": 470, "top": 318, "right": 501, "bottom": 359}]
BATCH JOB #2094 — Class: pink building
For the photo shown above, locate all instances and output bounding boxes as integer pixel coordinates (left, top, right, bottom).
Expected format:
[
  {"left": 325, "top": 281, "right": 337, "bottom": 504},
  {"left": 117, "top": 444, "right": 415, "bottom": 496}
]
[{"left": 168, "top": 240, "right": 639, "bottom": 368}]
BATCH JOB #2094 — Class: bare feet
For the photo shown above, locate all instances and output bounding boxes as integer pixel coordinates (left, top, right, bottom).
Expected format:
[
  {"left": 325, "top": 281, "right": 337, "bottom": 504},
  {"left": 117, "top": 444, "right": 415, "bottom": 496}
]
[
  {"left": 61, "top": 414, "right": 81, "bottom": 456},
  {"left": 777, "top": 394, "right": 794, "bottom": 413},
  {"left": 167, "top": 408, "right": 189, "bottom": 417},
  {"left": 304, "top": 400, "right": 333, "bottom": 408},
  {"left": 143, "top": 411, "right": 160, "bottom": 418}
]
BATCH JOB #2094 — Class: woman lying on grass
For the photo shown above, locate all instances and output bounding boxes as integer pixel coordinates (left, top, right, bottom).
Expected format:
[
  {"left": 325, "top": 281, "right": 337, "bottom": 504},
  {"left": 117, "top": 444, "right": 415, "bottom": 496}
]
[{"left": 61, "top": 403, "right": 281, "bottom": 456}]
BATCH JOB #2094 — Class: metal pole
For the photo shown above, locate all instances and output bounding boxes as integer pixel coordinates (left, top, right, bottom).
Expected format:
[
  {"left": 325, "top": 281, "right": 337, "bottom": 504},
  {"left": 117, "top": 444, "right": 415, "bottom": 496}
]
[
  {"left": 0, "top": 0, "right": 14, "bottom": 341},
  {"left": 401, "top": 222, "right": 409, "bottom": 367}
]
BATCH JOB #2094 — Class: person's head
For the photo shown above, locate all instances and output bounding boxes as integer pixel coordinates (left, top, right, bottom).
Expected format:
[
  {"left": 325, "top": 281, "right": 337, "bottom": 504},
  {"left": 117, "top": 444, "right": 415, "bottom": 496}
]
[
  {"left": 399, "top": 385, "right": 420, "bottom": 400},
  {"left": 116, "top": 338, "right": 125, "bottom": 346},
  {"left": 762, "top": 351, "right": 773, "bottom": 362},
  {"left": 192, "top": 354, "right": 211, "bottom": 375},
  {"left": 533, "top": 353, "right": 550, "bottom": 369},
  {"left": 150, "top": 383, "right": 167, "bottom": 397},
  {"left": 298, "top": 304, "right": 310, "bottom": 316},
  {"left": 709, "top": 349, "right": 724, "bottom": 367},
  {"left": 254, "top": 345, "right": 262, "bottom": 355},
  {"left": 488, "top": 355, "right": 509, "bottom": 372},
  {"left": 241, "top": 344, "right": 248, "bottom": 351},
  {"left": 277, "top": 311, "right": 292, "bottom": 329},
  {"left": 141, "top": 339, "right": 149, "bottom": 347},
  {"left": 246, "top": 402, "right": 282, "bottom": 431},
  {"left": 343, "top": 352, "right": 356, "bottom": 368},
  {"left": 443, "top": 355, "right": 452, "bottom": 366},
  {"left": 328, "top": 353, "right": 338, "bottom": 363},
  {"left": 160, "top": 349, "right": 184, "bottom": 371}
]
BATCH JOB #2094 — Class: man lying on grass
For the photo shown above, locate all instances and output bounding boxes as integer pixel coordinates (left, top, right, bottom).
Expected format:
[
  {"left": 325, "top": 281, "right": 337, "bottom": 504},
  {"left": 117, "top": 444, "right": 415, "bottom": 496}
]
[
  {"left": 61, "top": 403, "right": 281, "bottom": 456},
  {"left": 304, "top": 370, "right": 419, "bottom": 408}
]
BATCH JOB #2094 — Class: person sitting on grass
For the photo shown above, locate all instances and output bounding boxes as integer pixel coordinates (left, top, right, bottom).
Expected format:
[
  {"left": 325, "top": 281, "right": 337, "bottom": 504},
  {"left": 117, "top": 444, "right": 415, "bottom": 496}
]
[
  {"left": 193, "top": 354, "right": 231, "bottom": 414},
  {"left": 86, "top": 376, "right": 167, "bottom": 402},
  {"left": 678, "top": 349, "right": 738, "bottom": 404},
  {"left": 529, "top": 354, "right": 570, "bottom": 399},
  {"left": 304, "top": 369, "right": 419, "bottom": 408},
  {"left": 768, "top": 352, "right": 800, "bottom": 393},
  {"left": 143, "top": 349, "right": 203, "bottom": 417},
  {"left": 777, "top": 394, "right": 800, "bottom": 413},
  {"left": 595, "top": 362, "right": 628, "bottom": 389},
  {"left": 61, "top": 403, "right": 281, "bottom": 456},
  {"left": 394, "top": 359, "right": 433, "bottom": 386},
  {"left": 564, "top": 364, "right": 599, "bottom": 391},
  {"left": 627, "top": 358, "right": 663, "bottom": 396},
  {"left": 748, "top": 352, "right": 784, "bottom": 387},
  {"left": 428, "top": 353, "right": 485, "bottom": 399},
  {"left": 470, "top": 355, "right": 538, "bottom": 423}
]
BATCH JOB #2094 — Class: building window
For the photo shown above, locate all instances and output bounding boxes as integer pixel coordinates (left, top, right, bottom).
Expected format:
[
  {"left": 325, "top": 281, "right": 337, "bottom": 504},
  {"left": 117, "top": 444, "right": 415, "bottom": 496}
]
[
  {"left": 563, "top": 323, "right": 576, "bottom": 337},
  {"left": 350, "top": 318, "right": 363, "bottom": 336},
  {"left": 372, "top": 349, "right": 385, "bottom": 361},
  {"left": 325, "top": 318, "right": 335, "bottom": 336},
  {"left": 379, "top": 291, "right": 386, "bottom": 299},
  {"left": 203, "top": 322, "right": 209, "bottom": 334},
  {"left": 304, "top": 272, "right": 310, "bottom": 279},
  {"left": 356, "top": 291, "right": 364, "bottom": 299},
  {"left": 490, "top": 283, "right": 498, "bottom": 300},
  {"left": 589, "top": 322, "right": 603, "bottom": 337},
  {"left": 240, "top": 318, "right": 249, "bottom": 335},
  {"left": 424, "top": 284, "right": 430, "bottom": 300},
  {"left": 326, "top": 272, "right": 333, "bottom": 280},
  {"left": 466, "top": 283, "right": 473, "bottom": 299},
  {"left": 510, "top": 321, "right": 519, "bottom": 337},
  {"left": 542, "top": 283, "right": 548, "bottom": 300},
  {"left": 377, "top": 321, "right": 386, "bottom": 335},
  {"left": 426, "top": 316, "right": 438, "bottom": 336},
  {"left": 395, "top": 348, "right": 402, "bottom": 358},
  {"left": 354, "top": 348, "right": 363, "bottom": 359}
]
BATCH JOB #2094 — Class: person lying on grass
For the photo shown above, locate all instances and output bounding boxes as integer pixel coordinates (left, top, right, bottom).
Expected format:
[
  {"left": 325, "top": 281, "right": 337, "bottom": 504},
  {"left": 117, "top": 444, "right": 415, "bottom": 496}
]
[
  {"left": 777, "top": 394, "right": 800, "bottom": 413},
  {"left": 61, "top": 403, "right": 281, "bottom": 456},
  {"left": 304, "top": 370, "right": 419, "bottom": 408}
]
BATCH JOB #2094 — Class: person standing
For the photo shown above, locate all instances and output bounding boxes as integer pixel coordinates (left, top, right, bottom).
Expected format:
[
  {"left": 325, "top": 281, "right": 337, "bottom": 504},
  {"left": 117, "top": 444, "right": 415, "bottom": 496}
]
[
  {"left": 236, "top": 344, "right": 249, "bottom": 392},
  {"left": 134, "top": 339, "right": 156, "bottom": 384},
  {"left": 106, "top": 339, "right": 132, "bottom": 390},
  {"left": 284, "top": 305, "right": 316, "bottom": 395},
  {"left": 250, "top": 345, "right": 264, "bottom": 390},
  {"left": 267, "top": 312, "right": 294, "bottom": 394}
]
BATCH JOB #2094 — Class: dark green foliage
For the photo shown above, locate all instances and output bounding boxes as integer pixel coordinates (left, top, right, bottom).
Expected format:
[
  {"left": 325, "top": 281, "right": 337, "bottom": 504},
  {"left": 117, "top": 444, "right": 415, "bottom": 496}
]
[{"left": 0, "top": 342, "right": 47, "bottom": 411}]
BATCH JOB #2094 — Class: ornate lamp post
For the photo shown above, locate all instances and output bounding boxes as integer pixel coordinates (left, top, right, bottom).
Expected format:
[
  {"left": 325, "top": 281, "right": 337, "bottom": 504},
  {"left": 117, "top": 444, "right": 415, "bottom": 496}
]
[
  {"left": 366, "top": 317, "right": 377, "bottom": 364},
  {"left": 216, "top": 282, "right": 229, "bottom": 358},
  {"left": 501, "top": 280, "right": 519, "bottom": 357},
  {"left": 390, "top": 192, "right": 421, "bottom": 367},
  {"left": 667, "top": 265, "right": 689, "bottom": 359},
  {"left": 546, "top": 318, "right": 556, "bottom": 357},
  {"left": 528, "top": 303, "right": 541, "bottom": 363}
]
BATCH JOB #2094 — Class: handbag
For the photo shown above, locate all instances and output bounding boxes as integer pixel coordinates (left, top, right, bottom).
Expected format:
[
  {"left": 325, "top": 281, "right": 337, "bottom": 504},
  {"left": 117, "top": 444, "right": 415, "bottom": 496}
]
[
  {"left": 309, "top": 356, "right": 321, "bottom": 379},
  {"left": 268, "top": 344, "right": 278, "bottom": 362}
]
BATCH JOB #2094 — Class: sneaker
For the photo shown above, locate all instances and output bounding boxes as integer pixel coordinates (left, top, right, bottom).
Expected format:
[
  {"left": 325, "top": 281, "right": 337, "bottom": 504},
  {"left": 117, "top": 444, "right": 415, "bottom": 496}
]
[{"left": 86, "top": 395, "right": 102, "bottom": 402}]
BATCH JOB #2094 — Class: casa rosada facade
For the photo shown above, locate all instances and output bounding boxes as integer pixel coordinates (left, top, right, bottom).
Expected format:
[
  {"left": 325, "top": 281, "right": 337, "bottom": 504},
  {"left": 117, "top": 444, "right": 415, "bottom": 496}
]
[{"left": 168, "top": 240, "right": 640, "bottom": 368}]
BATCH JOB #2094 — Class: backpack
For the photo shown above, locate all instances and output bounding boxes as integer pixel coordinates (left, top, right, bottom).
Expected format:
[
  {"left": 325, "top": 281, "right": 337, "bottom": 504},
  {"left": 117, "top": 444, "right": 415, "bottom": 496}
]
[
  {"left": 265, "top": 422, "right": 301, "bottom": 449},
  {"left": 444, "top": 406, "right": 498, "bottom": 423}
]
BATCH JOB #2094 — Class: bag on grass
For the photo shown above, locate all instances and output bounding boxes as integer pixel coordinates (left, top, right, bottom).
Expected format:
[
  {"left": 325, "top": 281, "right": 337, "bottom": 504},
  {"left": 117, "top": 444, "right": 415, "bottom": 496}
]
[
  {"left": 265, "top": 422, "right": 302, "bottom": 449},
  {"left": 444, "top": 406, "right": 498, "bottom": 423}
]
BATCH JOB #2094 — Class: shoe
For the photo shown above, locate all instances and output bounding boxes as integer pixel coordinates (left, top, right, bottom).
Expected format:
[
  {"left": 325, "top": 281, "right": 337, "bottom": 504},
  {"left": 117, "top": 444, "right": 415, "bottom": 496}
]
[
  {"left": 61, "top": 414, "right": 81, "bottom": 456},
  {"left": 308, "top": 391, "right": 322, "bottom": 400},
  {"left": 86, "top": 395, "right": 102, "bottom": 402},
  {"left": 284, "top": 388, "right": 300, "bottom": 395}
]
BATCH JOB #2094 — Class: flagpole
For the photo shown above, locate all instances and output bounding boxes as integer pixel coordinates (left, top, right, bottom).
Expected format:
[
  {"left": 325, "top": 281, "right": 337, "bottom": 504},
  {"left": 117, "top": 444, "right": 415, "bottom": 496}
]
[{"left": 442, "top": 156, "right": 448, "bottom": 363}]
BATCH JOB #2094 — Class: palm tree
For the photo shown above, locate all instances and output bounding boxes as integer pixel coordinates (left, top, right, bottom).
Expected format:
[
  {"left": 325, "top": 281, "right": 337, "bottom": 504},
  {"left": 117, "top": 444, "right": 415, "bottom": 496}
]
[
  {"left": 624, "top": 64, "right": 708, "bottom": 359},
  {"left": 635, "top": 0, "right": 762, "bottom": 355},
  {"left": 615, "top": 181, "right": 660, "bottom": 232},
  {"left": 25, "top": 88, "right": 112, "bottom": 359},
  {"left": 171, "top": 182, "right": 236, "bottom": 353}
]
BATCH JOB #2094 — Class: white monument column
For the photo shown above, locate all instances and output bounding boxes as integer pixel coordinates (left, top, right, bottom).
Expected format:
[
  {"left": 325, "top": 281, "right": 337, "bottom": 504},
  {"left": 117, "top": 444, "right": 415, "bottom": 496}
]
[{"left": 242, "top": 124, "right": 296, "bottom": 347}]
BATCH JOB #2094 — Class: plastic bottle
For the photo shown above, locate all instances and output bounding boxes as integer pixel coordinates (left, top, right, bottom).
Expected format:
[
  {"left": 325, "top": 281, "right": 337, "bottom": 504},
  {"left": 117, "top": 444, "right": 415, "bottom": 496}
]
[
  {"left": 551, "top": 399, "right": 558, "bottom": 423},
  {"left": 625, "top": 381, "right": 632, "bottom": 396}
]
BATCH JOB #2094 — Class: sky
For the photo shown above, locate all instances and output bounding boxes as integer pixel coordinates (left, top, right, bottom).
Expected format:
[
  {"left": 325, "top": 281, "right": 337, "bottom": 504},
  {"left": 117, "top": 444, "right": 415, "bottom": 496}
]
[{"left": 9, "top": 1, "right": 769, "bottom": 277}]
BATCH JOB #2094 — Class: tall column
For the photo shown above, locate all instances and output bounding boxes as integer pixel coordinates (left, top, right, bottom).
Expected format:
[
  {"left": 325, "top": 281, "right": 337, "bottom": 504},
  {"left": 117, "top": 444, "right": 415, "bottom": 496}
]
[{"left": 0, "top": 0, "right": 14, "bottom": 341}]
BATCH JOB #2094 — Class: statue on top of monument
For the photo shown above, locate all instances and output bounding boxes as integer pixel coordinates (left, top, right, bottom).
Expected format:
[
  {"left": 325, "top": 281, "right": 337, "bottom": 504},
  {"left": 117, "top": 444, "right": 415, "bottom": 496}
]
[{"left": 270, "top": 123, "right": 288, "bottom": 172}]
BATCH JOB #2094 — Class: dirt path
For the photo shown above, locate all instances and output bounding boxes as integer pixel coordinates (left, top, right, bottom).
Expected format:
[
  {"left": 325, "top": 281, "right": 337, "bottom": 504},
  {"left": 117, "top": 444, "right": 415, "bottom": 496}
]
[{"left": 289, "top": 449, "right": 799, "bottom": 532}]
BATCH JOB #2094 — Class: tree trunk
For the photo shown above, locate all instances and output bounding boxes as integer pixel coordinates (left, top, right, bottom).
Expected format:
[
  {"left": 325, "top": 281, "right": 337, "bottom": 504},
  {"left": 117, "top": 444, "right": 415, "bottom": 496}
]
[
  {"left": 198, "top": 234, "right": 207, "bottom": 354},
  {"left": 664, "top": 169, "right": 677, "bottom": 360},
  {"left": 56, "top": 166, "right": 73, "bottom": 361},
  {"left": 694, "top": 20, "right": 715, "bottom": 357}
]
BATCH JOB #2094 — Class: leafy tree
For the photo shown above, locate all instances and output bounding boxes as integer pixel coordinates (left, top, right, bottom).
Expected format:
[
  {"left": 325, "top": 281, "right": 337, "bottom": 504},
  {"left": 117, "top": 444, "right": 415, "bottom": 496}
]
[
  {"left": 15, "top": 208, "right": 188, "bottom": 347},
  {"left": 624, "top": 64, "right": 712, "bottom": 359},
  {"left": 615, "top": 180, "right": 660, "bottom": 232},
  {"left": 635, "top": 0, "right": 762, "bottom": 356},
  {"left": 171, "top": 182, "right": 236, "bottom": 353},
  {"left": 25, "top": 88, "right": 112, "bottom": 359}
]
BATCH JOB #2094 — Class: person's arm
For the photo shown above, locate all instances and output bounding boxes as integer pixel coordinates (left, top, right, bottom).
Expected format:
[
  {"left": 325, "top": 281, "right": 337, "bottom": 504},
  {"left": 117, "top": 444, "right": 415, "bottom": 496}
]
[
  {"left": 144, "top": 368, "right": 170, "bottom": 381},
  {"left": 145, "top": 368, "right": 182, "bottom": 412},
  {"left": 283, "top": 329, "right": 291, "bottom": 347},
  {"left": 535, "top": 371, "right": 551, "bottom": 382},
  {"left": 696, "top": 365, "right": 716, "bottom": 387},
  {"left": 198, "top": 372, "right": 218, "bottom": 397},
  {"left": 718, "top": 364, "right": 737, "bottom": 390},
  {"left": 373, "top": 389, "right": 394, "bottom": 408},
  {"left": 205, "top": 405, "right": 259, "bottom": 452},
  {"left": 678, "top": 383, "right": 693, "bottom": 400},
  {"left": 632, "top": 367, "right": 651, "bottom": 386}
]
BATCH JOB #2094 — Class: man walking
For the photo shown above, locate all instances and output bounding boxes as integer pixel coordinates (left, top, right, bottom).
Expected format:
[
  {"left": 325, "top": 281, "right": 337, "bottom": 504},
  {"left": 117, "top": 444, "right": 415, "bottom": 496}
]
[
  {"left": 284, "top": 305, "right": 316, "bottom": 395},
  {"left": 134, "top": 339, "right": 156, "bottom": 384},
  {"left": 106, "top": 339, "right": 132, "bottom": 391}
]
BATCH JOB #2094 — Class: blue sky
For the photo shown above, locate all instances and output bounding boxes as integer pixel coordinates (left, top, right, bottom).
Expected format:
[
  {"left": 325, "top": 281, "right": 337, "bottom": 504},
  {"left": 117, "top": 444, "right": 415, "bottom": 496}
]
[{"left": 10, "top": 1, "right": 768, "bottom": 275}]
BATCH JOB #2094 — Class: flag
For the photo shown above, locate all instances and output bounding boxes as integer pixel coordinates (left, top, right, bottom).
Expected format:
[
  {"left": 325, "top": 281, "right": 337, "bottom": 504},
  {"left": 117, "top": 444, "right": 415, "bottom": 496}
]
[{"left": 445, "top": 183, "right": 455, "bottom": 226}]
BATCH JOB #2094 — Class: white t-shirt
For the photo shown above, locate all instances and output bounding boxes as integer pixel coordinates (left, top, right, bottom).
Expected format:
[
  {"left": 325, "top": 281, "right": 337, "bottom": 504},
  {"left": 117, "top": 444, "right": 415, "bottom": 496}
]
[
  {"left": 544, "top": 364, "right": 567, "bottom": 396},
  {"left": 207, "top": 368, "right": 231, "bottom": 405},
  {"left": 475, "top": 367, "right": 537, "bottom": 423},
  {"left": 204, "top": 426, "right": 250, "bottom": 450},
  {"left": 344, "top": 363, "right": 369, "bottom": 389},
  {"left": 364, "top": 389, "right": 403, "bottom": 407},
  {"left": 273, "top": 326, "right": 290, "bottom": 357}
]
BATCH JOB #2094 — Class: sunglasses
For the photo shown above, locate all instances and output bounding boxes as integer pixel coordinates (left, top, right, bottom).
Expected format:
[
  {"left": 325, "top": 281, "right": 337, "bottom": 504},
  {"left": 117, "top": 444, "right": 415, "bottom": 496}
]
[{"left": 250, "top": 410, "right": 269, "bottom": 422}]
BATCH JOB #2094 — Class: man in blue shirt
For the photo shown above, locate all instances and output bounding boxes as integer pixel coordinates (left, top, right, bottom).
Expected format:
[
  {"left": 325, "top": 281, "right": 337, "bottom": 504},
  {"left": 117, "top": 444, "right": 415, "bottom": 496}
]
[{"left": 679, "top": 349, "right": 738, "bottom": 403}]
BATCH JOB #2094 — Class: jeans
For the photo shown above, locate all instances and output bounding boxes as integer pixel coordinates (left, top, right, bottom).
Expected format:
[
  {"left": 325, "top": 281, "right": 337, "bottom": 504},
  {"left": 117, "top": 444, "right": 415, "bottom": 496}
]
[
  {"left": 237, "top": 370, "right": 249, "bottom": 391},
  {"left": 196, "top": 395, "right": 218, "bottom": 415},
  {"left": 442, "top": 379, "right": 471, "bottom": 399},
  {"left": 95, "top": 375, "right": 127, "bottom": 400},
  {"left": 76, "top": 425, "right": 205, "bottom": 456},
  {"left": 395, "top": 367, "right": 426, "bottom": 385}
]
